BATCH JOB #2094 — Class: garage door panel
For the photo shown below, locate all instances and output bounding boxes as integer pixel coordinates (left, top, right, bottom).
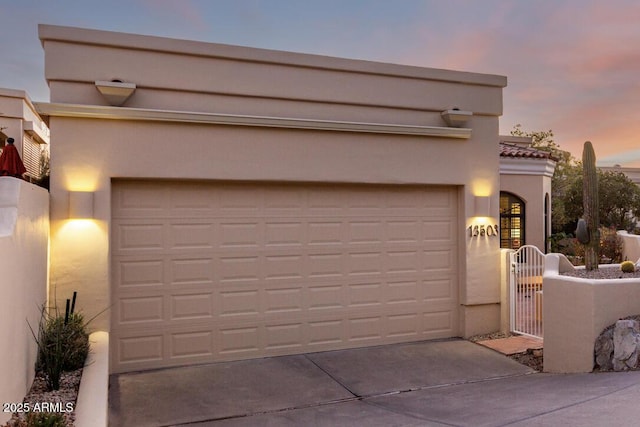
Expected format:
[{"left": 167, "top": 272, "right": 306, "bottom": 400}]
[
  {"left": 307, "top": 252, "right": 344, "bottom": 278},
  {"left": 264, "top": 254, "right": 304, "bottom": 280},
  {"left": 117, "top": 334, "right": 165, "bottom": 366},
  {"left": 114, "top": 257, "right": 165, "bottom": 289},
  {"left": 348, "top": 220, "right": 384, "bottom": 244},
  {"left": 347, "top": 281, "right": 383, "bottom": 307},
  {"left": 113, "top": 221, "right": 166, "bottom": 253},
  {"left": 265, "top": 221, "right": 305, "bottom": 247},
  {"left": 118, "top": 296, "right": 165, "bottom": 325},
  {"left": 112, "top": 184, "right": 168, "bottom": 218},
  {"left": 170, "top": 330, "right": 215, "bottom": 359},
  {"left": 308, "top": 221, "right": 344, "bottom": 245},
  {"left": 218, "top": 326, "right": 261, "bottom": 357},
  {"left": 424, "top": 311, "right": 456, "bottom": 334},
  {"left": 171, "top": 293, "right": 214, "bottom": 321},
  {"left": 169, "top": 257, "right": 214, "bottom": 286},
  {"left": 387, "top": 220, "right": 420, "bottom": 243},
  {"left": 219, "top": 221, "right": 261, "bottom": 248},
  {"left": 218, "top": 255, "right": 261, "bottom": 283},
  {"left": 111, "top": 181, "right": 459, "bottom": 373},
  {"left": 169, "top": 221, "right": 216, "bottom": 250}
]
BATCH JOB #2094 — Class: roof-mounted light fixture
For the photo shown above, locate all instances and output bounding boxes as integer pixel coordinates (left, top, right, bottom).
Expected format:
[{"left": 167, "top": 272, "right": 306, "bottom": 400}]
[
  {"left": 441, "top": 109, "right": 472, "bottom": 128},
  {"left": 95, "top": 80, "right": 136, "bottom": 107}
]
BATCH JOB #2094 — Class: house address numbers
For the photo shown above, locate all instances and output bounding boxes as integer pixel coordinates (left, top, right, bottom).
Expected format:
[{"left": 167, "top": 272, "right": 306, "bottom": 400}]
[{"left": 468, "top": 224, "right": 499, "bottom": 238}]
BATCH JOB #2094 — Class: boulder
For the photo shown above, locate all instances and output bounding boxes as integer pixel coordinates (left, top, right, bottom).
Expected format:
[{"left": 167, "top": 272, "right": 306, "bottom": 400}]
[
  {"left": 612, "top": 319, "right": 640, "bottom": 371},
  {"left": 594, "top": 328, "right": 614, "bottom": 371}
]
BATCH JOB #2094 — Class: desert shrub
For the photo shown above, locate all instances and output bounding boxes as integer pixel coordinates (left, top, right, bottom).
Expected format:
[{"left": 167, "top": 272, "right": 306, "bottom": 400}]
[
  {"left": 25, "top": 412, "right": 68, "bottom": 427},
  {"left": 621, "top": 261, "right": 636, "bottom": 273},
  {"left": 37, "top": 313, "right": 90, "bottom": 372},
  {"left": 569, "top": 238, "right": 585, "bottom": 266},
  {"left": 29, "top": 294, "right": 90, "bottom": 391},
  {"left": 600, "top": 226, "right": 624, "bottom": 264},
  {"left": 549, "top": 232, "right": 573, "bottom": 254}
]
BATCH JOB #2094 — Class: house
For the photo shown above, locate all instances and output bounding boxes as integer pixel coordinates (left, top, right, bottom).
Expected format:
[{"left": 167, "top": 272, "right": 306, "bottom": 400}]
[
  {"left": 0, "top": 88, "right": 50, "bottom": 179},
  {"left": 600, "top": 165, "right": 640, "bottom": 186},
  {"left": 35, "top": 24, "right": 508, "bottom": 374},
  {"left": 499, "top": 136, "right": 556, "bottom": 252}
]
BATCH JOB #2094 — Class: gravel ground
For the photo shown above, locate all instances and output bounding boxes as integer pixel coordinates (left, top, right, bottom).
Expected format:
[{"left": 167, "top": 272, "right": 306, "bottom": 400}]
[
  {"left": 468, "top": 332, "right": 543, "bottom": 372},
  {"left": 562, "top": 268, "right": 640, "bottom": 279},
  {"left": 510, "top": 349, "right": 544, "bottom": 372},
  {"left": 1, "top": 369, "right": 81, "bottom": 427}
]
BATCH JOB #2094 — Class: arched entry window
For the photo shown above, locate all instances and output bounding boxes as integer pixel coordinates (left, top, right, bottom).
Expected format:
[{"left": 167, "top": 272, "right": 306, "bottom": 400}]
[{"left": 500, "top": 192, "right": 525, "bottom": 249}]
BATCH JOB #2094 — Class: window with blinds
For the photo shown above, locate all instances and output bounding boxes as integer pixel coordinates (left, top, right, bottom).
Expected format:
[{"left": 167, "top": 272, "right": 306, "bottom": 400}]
[
  {"left": 22, "top": 135, "right": 42, "bottom": 178},
  {"left": 500, "top": 192, "right": 526, "bottom": 249}
]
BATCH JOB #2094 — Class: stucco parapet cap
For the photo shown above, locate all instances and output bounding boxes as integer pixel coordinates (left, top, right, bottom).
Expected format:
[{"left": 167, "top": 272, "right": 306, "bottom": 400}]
[
  {"left": 0, "top": 87, "right": 28, "bottom": 99},
  {"left": 35, "top": 102, "right": 472, "bottom": 138},
  {"left": 38, "top": 24, "right": 506, "bottom": 88},
  {"left": 499, "top": 157, "right": 556, "bottom": 177}
]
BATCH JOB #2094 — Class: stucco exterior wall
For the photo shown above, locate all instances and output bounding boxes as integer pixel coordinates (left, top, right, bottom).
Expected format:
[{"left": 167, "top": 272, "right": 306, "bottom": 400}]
[
  {"left": 500, "top": 159, "right": 553, "bottom": 252},
  {"left": 618, "top": 231, "right": 640, "bottom": 263},
  {"left": 0, "top": 178, "right": 49, "bottom": 425},
  {"left": 39, "top": 24, "right": 506, "bottom": 337}
]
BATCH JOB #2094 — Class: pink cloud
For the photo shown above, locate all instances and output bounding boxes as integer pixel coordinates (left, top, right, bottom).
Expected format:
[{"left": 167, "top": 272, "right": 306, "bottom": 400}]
[{"left": 141, "top": 0, "right": 209, "bottom": 33}]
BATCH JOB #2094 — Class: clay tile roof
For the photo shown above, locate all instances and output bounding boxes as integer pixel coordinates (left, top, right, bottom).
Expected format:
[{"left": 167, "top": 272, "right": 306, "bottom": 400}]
[{"left": 499, "top": 142, "right": 554, "bottom": 160}]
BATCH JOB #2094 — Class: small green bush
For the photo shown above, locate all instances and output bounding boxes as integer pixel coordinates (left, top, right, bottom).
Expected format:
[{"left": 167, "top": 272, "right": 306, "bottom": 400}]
[
  {"left": 25, "top": 412, "right": 68, "bottom": 427},
  {"left": 621, "top": 261, "right": 636, "bottom": 273},
  {"left": 29, "top": 295, "right": 90, "bottom": 391}
]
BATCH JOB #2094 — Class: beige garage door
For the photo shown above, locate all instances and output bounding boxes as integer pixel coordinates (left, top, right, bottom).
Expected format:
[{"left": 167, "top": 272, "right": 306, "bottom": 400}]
[{"left": 111, "top": 180, "right": 459, "bottom": 373}]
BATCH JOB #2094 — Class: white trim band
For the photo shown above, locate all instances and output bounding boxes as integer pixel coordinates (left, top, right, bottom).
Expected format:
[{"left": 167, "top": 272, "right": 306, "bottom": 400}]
[{"left": 35, "top": 102, "right": 472, "bottom": 138}]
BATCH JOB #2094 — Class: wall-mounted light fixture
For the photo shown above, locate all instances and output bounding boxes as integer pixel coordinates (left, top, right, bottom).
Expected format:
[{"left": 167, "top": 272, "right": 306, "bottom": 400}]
[
  {"left": 95, "top": 80, "right": 136, "bottom": 107},
  {"left": 441, "top": 109, "right": 473, "bottom": 128},
  {"left": 474, "top": 196, "right": 491, "bottom": 217},
  {"left": 68, "top": 191, "right": 94, "bottom": 219}
]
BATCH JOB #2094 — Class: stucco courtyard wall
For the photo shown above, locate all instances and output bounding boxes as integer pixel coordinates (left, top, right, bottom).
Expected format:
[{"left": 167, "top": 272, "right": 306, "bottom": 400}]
[
  {"left": 0, "top": 178, "right": 49, "bottom": 425},
  {"left": 618, "top": 230, "right": 640, "bottom": 263},
  {"left": 543, "top": 253, "right": 640, "bottom": 373},
  {"left": 39, "top": 24, "right": 506, "bottom": 339}
]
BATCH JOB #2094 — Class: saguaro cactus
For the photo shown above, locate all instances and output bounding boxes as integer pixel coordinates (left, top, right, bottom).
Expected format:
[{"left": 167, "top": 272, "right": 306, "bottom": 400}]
[{"left": 581, "top": 141, "right": 599, "bottom": 271}]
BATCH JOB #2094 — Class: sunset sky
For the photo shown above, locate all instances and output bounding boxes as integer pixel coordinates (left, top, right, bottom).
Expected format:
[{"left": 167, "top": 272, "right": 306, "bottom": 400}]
[{"left": 3, "top": 0, "right": 640, "bottom": 166}]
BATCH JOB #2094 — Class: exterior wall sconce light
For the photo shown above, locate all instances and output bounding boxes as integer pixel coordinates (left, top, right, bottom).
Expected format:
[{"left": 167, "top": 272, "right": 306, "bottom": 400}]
[
  {"left": 441, "top": 109, "right": 472, "bottom": 128},
  {"left": 68, "top": 191, "right": 94, "bottom": 219},
  {"left": 95, "top": 80, "right": 136, "bottom": 107},
  {"left": 474, "top": 196, "right": 491, "bottom": 217}
]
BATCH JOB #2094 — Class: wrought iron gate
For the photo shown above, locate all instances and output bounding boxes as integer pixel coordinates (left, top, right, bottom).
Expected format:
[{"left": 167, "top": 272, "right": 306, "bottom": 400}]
[{"left": 509, "top": 245, "right": 545, "bottom": 338}]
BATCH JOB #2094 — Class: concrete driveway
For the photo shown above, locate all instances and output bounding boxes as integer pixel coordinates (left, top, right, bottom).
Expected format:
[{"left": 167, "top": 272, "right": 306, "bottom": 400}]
[{"left": 108, "top": 339, "right": 640, "bottom": 426}]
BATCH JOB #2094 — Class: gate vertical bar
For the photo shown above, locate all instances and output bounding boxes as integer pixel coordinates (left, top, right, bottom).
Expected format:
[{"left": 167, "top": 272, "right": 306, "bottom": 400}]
[{"left": 509, "top": 245, "right": 545, "bottom": 338}]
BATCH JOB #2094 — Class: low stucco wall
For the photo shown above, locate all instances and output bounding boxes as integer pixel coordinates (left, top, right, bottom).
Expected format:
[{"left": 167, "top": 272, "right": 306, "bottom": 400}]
[
  {"left": 543, "top": 254, "right": 640, "bottom": 373},
  {"left": 618, "top": 230, "right": 640, "bottom": 263},
  {"left": 0, "top": 178, "right": 49, "bottom": 425},
  {"left": 75, "top": 331, "right": 109, "bottom": 427}
]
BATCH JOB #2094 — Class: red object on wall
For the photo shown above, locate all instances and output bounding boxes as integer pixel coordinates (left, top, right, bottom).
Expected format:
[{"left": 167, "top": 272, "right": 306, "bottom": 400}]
[{"left": 0, "top": 138, "right": 27, "bottom": 178}]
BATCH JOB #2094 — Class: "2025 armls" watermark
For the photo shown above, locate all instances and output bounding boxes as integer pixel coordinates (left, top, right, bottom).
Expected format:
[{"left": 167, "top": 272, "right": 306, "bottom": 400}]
[{"left": 3, "top": 402, "right": 74, "bottom": 413}]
